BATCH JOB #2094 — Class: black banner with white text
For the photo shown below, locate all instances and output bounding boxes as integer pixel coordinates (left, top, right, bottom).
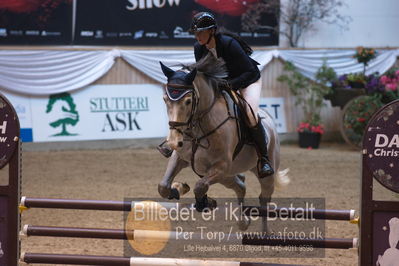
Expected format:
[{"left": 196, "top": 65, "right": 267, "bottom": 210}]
[
  {"left": 74, "top": 0, "right": 279, "bottom": 46},
  {"left": 0, "top": 0, "right": 73, "bottom": 44}
]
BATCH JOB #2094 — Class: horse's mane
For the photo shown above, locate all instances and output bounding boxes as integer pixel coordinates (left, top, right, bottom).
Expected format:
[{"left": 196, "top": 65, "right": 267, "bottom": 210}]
[{"left": 184, "top": 53, "right": 228, "bottom": 89}]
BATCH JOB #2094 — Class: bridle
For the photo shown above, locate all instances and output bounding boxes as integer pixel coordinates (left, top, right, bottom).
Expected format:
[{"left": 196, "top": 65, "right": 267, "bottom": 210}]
[
  {"left": 165, "top": 82, "right": 222, "bottom": 136},
  {"left": 166, "top": 83, "right": 198, "bottom": 134},
  {"left": 165, "top": 81, "right": 236, "bottom": 177}
]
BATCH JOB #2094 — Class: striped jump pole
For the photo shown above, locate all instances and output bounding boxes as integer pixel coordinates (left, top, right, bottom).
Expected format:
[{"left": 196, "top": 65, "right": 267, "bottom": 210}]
[
  {"left": 242, "top": 206, "right": 356, "bottom": 221},
  {"left": 20, "top": 253, "right": 300, "bottom": 266},
  {"left": 22, "top": 225, "right": 178, "bottom": 241},
  {"left": 20, "top": 197, "right": 357, "bottom": 222},
  {"left": 242, "top": 235, "right": 358, "bottom": 249},
  {"left": 21, "top": 225, "right": 358, "bottom": 249}
]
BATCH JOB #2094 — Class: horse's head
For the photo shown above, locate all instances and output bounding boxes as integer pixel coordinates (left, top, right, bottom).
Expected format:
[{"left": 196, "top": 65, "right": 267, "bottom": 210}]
[{"left": 160, "top": 62, "right": 197, "bottom": 151}]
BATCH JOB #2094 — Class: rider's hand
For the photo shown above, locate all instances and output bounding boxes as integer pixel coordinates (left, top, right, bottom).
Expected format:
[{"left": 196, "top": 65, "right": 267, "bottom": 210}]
[{"left": 219, "top": 80, "right": 232, "bottom": 90}]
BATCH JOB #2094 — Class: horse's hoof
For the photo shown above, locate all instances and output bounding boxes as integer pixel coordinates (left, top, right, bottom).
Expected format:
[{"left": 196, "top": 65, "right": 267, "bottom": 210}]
[
  {"left": 194, "top": 196, "right": 217, "bottom": 212},
  {"left": 237, "top": 218, "right": 251, "bottom": 231},
  {"left": 168, "top": 188, "right": 180, "bottom": 200},
  {"left": 171, "top": 182, "right": 190, "bottom": 196},
  {"left": 194, "top": 199, "right": 207, "bottom": 212},
  {"left": 207, "top": 197, "right": 217, "bottom": 210},
  {"left": 158, "top": 184, "right": 172, "bottom": 199}
]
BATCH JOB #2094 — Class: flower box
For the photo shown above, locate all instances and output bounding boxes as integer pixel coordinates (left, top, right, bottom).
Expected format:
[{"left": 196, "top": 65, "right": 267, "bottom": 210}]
[{"left": 325, "top": 87, "right": 365, "bottom": 109}]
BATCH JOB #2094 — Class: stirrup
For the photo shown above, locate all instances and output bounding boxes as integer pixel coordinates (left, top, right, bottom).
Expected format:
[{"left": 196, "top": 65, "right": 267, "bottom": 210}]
[
  {"left": 257, "top": 158, "right": 274, "bottom": 178},
  {"left": 157, "top": 140, "right": 173, "bottom": 158}
]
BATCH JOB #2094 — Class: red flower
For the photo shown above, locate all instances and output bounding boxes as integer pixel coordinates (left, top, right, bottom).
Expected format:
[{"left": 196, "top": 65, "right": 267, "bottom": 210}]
[
  {"left": 357, "top": 117, "right": 366, "bottom": 122},
  {"left": 297, "top": 123, "right": 324, "bottom": 135}
]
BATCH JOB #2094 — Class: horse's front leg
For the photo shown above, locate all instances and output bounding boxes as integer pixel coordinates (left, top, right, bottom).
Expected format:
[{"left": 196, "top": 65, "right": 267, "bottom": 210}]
[
  {"left": 158, "top": 151, "right": 189, "bottom": 200},
  {"left": 193, "top": 161, "right": 227, "bottom": 212},
  {"left": 219, "top": 174, "right": 250, "bottom": 230}
]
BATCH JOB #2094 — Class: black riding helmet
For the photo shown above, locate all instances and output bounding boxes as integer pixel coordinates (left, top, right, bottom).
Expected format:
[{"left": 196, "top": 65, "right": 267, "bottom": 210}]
[{"left": 189, "top": 12, "right": 217, "bottom": 33}]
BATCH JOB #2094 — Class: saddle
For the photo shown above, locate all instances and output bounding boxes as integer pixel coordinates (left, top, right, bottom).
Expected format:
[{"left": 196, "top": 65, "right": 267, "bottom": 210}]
[{"left": 220, "top": 89, "right": 254, "bottom": 160}]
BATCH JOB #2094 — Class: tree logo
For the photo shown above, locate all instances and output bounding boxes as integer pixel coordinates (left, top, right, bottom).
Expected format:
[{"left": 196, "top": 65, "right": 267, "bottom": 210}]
[{"left": 46, "top": 93, "right": 79, "bottom": 137}]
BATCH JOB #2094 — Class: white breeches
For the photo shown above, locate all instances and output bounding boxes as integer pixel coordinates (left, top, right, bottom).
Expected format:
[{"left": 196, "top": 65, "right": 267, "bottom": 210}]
[{"left": 239, "top": 78, "right": 262, "bottom": 127}]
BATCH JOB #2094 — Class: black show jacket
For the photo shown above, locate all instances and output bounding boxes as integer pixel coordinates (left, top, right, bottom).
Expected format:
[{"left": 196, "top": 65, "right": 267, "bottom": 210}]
[{"left": 194, "top": 34, "right": 260, "bottom": 90}]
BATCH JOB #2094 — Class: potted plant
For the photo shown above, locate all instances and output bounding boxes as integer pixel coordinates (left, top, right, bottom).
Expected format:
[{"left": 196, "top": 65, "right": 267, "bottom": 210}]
[
  {"left": 347, "top": 73, "right": 367, "bottom": 88},
  {"left": 326, "top": 73, "right": 367, "bottom": 108},
  {"left": 325, "top": 47, "right": 377, "bottom": 108},
  {"left": 353, "top": 46, "right": 377, "bottom": 75},
  {"left": 297, "top": 122, "right": 325, "bottom": 149},
  {"left": 379, "top": 68, "right": 399, "bottom": 102},
  {"left": 278, "top": 61, "right": 336, "bottom": 149}
]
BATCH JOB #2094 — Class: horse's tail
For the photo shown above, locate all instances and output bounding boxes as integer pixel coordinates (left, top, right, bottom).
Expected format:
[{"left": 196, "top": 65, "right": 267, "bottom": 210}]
[{"left": 274, "top": 168, "right": 290, "bottom": 189}]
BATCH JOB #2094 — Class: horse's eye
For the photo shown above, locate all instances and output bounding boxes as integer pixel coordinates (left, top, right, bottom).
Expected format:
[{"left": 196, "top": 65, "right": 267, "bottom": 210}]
[{"left": 185, "top": 99, "right": 192, "bottom": 106}]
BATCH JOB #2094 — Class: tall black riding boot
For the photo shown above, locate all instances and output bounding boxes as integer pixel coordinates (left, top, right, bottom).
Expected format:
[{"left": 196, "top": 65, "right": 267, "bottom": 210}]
[{"left": 250, "top": 118, "right": 274, "bottom": 178}]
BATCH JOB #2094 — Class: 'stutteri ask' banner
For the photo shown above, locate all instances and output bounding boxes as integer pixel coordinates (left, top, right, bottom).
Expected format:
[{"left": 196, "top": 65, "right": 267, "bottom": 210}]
[{"left": 30, "top": 84, "right": 169, "bottom": 142}]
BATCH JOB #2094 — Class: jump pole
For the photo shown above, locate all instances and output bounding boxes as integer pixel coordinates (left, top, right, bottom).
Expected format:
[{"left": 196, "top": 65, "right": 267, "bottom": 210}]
[
  {"left": 20, "top": 253, "right": 299, "bottom": 266},
  {"left": 21, "top": 225, "right": 358, "bottom": 249},
  {"left": 20, "top": 197, "right": 356, "bottom": 221}
]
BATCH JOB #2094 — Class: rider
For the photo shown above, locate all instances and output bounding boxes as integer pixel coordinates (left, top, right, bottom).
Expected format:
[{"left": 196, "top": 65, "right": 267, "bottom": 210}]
[{"left": 189, "top": 11, "right": 274, "bottom": 178}]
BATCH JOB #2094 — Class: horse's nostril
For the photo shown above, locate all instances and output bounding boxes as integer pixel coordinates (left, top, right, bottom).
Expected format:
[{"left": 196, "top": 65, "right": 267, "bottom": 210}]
[{"left": 178, "top": 141, "right": 183, "bottom": 147}]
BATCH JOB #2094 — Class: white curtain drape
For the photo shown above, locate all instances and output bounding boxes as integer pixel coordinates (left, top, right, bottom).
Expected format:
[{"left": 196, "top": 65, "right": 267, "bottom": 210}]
[
  {"left": 0, "top": 49, "right": 120, "bottom": 95},
  {"left": 1, "top": 48, "right": 398, "bottom": 95},
  {"left": 276, "top": 49, "right": 399, "bottom": 79},
  {"left": 120, "top": 50, "right": 195, "bottom": 85}
]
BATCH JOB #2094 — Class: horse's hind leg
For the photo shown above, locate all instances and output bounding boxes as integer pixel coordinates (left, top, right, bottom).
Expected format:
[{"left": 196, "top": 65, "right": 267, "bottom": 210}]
[
  {"left": 158, "top": 151, "right": 189, "bottom": 200},
  {"left": 251, "top": 168, "right": 275, "bottom": 233},
  {"left": 219, "top": 174, "right": 246, "bottom": 202},
  {"left": 219, "top": 174, "right": 250, "bottom": 230}
]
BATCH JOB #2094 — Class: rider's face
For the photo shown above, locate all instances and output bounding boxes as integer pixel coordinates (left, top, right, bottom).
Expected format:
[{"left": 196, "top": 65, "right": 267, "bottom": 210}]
[{"left": 194, "top": 29, "right": 212, "bottom": 45}]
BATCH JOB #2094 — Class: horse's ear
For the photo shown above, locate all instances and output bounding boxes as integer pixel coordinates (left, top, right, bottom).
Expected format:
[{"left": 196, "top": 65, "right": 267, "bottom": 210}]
[
  {"left": 185, "top": 68, "right": 197, "bottom": 84},
  {"left": 160, "top": 62, "right": 175, "bottom": 79}
]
